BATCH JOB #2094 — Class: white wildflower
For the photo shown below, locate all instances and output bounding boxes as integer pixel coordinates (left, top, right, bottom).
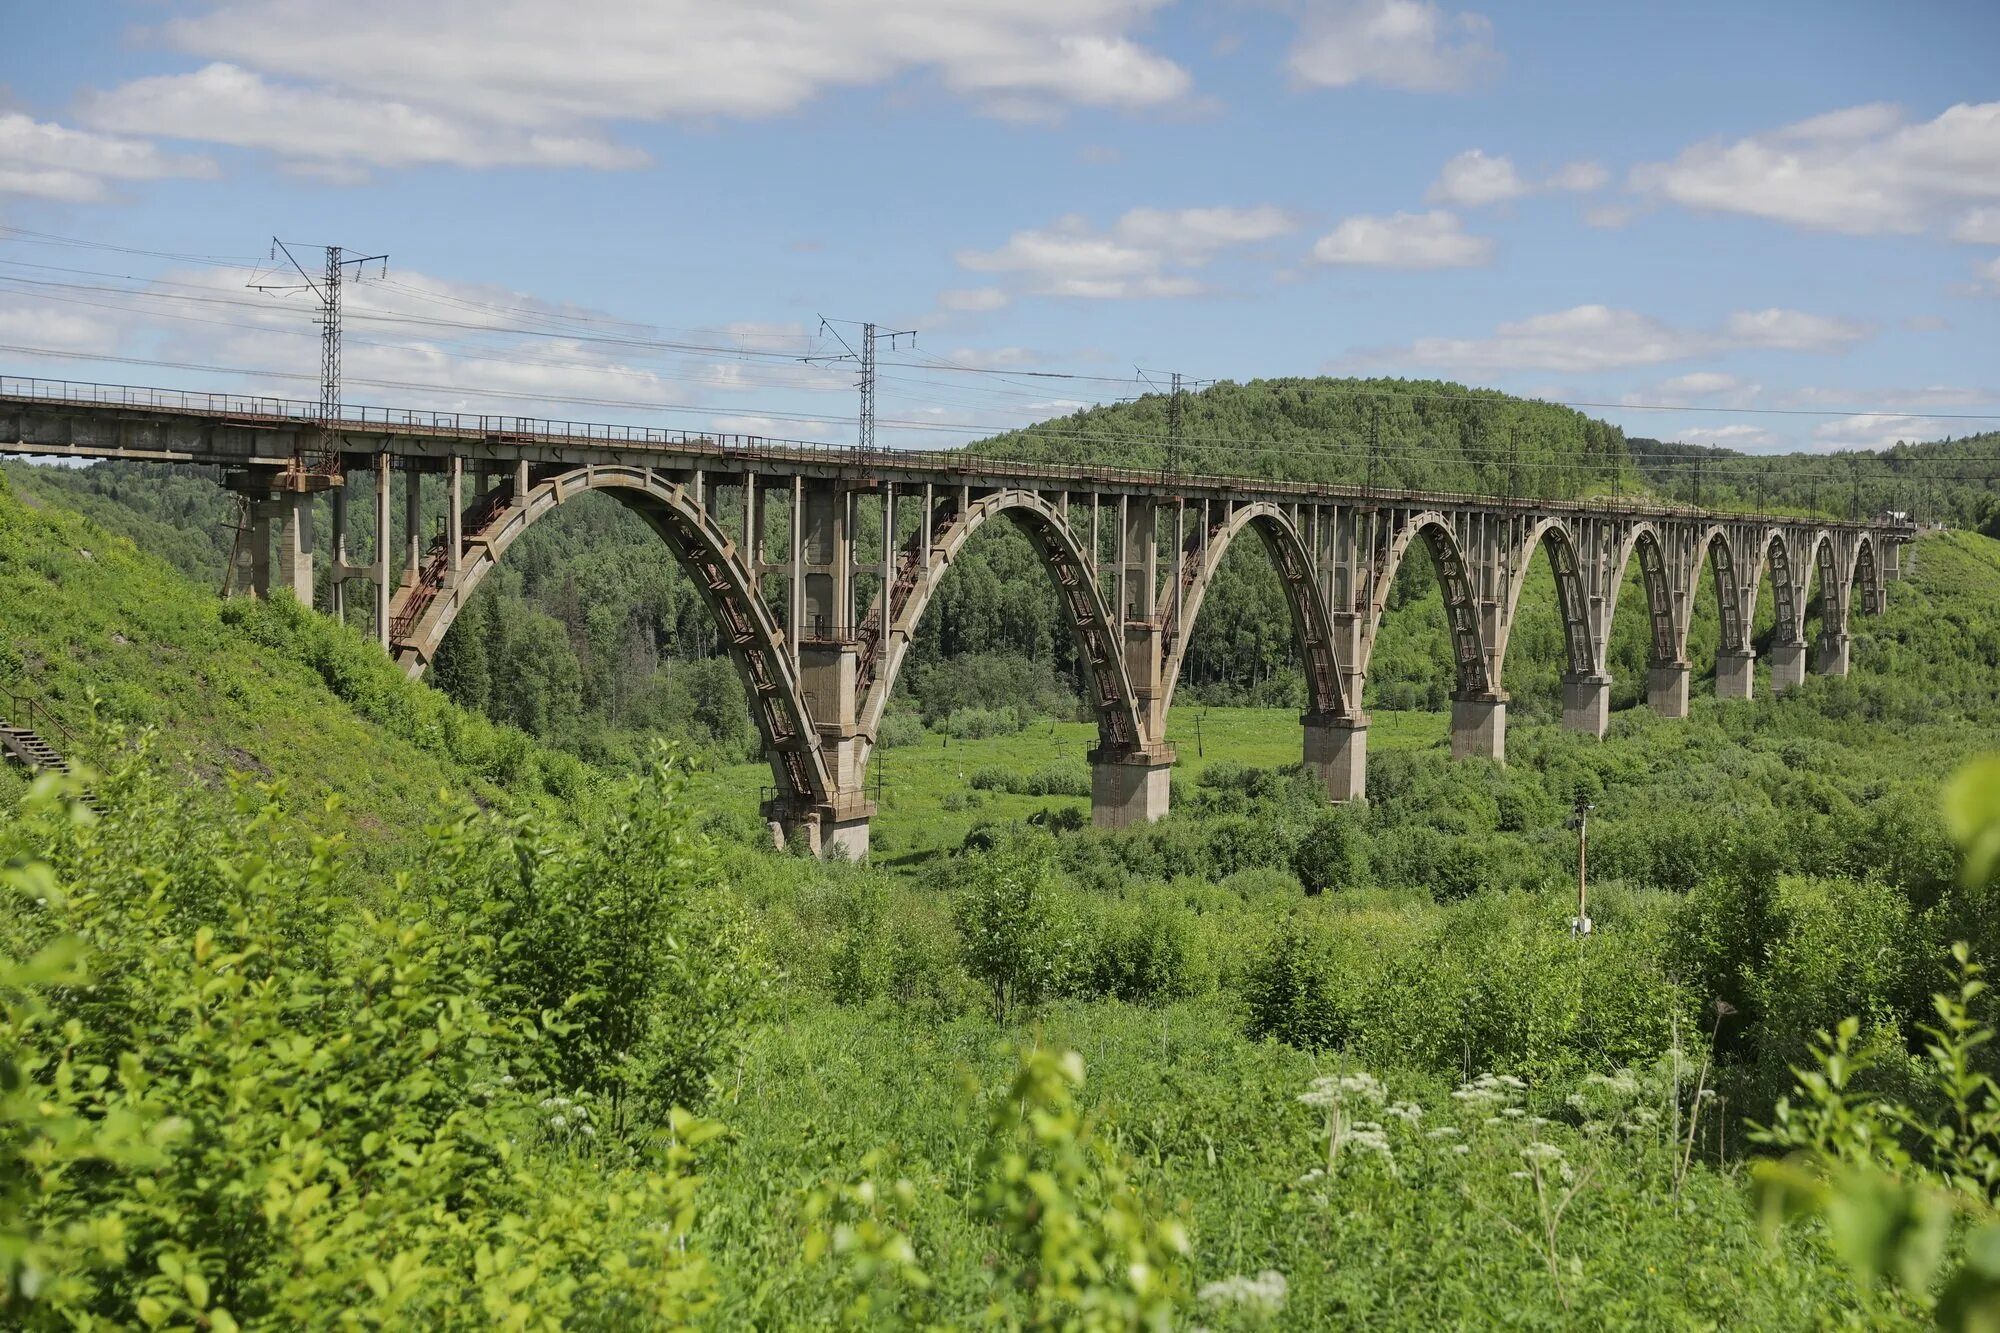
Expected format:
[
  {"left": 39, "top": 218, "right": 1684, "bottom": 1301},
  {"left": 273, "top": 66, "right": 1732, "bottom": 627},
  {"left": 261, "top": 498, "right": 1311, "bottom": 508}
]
[
  {"left": 549, "top": 1114, "right": 568, "bottom": 1131},
  {"left": 1425, "top": 1126, "right": 1461, "bottom": 1139},
  {"left": 1452, "top": 1143, "right": 1471, "bottom": 1155},
  {"left": 1520, "top": 1142, "right": 1565, "bottom": 1166},
  {"left": 1199, "top": 1270, "right": 1288, "bottom": 1315},
  {"left": 1385, "top": 1101, "right": 1424, "bottom": 1126}
]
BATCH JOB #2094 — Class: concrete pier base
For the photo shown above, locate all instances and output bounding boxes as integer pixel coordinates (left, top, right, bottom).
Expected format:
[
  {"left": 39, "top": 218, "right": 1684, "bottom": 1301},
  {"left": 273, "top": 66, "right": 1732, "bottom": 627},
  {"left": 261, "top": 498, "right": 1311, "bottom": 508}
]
[
  {"left": 1560, "top": 673, "right": 1611, "bottom": 738},
  {"left": 1814, "top": 632, "right": 1851, "bottom": 678},
  {"left": 766, "top": 799, "right": 875, "bottom": 861},
  {"left": 1303, "top": 714, "right": 1368, "bottom": 802},
  {"left": 1449, "top": 694, "right": 1507, "bottom": 762},
  {"left": 1647, "top": 661, "right": 1691, "bottom": 719},
  {"left": 1716, "top": 649, "right": 1755, "bottom": 701},
  {"left": 1089, "top": 748, "right": 1175, "bottom": 828},
  {"left": 1768, "top": 640, "right": 1807, "bottom": 695}
]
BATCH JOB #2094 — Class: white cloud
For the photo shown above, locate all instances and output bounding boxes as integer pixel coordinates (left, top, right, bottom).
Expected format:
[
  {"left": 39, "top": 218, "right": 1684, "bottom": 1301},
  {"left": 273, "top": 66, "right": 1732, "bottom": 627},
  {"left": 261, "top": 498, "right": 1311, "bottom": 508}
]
[
  {"left": 1723, "top": 308, "right": 1870, "bottom": 351},
  {"left": 1287, "top": 0, "right": 1497, "bottom": 92},
  {"left": 1584, "top": 204, "right": 1636, "bottom": 229},
  {"left": 1548, "top": 160, "right": 1608, "bottom": 192},
  {"left": 77, "top": 0, "right": 1188, "bottom": 174},
  {"left": 1978, "top": 255, "right": 2000, "bottom": 295},
  {"left": 1951, "top": 208, "right": 2000, "bottom": 244},
  {"left": 1365, "top": 303, "right": 1868, "bottom": 373},
  {"left": 82, "top": 64, "right": 646, "bottom": 173},
  {"left": 1627, "top": 372, "right": 1762, "bottom": 408},
  {"left": 1426, "top": 150, "right": 1523, "bottom": 206},
  {"left": 1310, "top": 210, "right": 1492, "bottom": 268},
  {"left": 937, "top": 287, "right": 1011, "bottom": 313},
  {"left": 1812, "top": 414, "right": 1963, "bottom": 451},
  {"left": 0, "top": 112, "right": 216, "bottom": 201},
  {"left": 1671, "top": 423, "right": 1780, "bottom": 450},
  {"left": 1630, "top": 100, "right": 2000, "bottom": 236},
  {"left": 957, "top": 205, "right": 1295, "bottom": 299},
  {"left": 1425, "top": 149, "right": 1607, "bottom": 207}
]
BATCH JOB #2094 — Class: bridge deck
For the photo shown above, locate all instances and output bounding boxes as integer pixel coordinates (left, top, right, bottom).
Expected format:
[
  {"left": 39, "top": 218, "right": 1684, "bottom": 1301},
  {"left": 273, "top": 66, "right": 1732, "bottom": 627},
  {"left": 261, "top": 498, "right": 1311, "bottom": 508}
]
[{"left": 0, "top": 373, "right": 1894, "bottom": 534}]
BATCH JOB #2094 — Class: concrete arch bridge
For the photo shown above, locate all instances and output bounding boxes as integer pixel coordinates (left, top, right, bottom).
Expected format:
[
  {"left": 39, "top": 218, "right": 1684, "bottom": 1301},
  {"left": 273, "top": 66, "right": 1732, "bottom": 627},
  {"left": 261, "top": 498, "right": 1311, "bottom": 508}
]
[{"left": 1, "top": 377, "right": 1912, "bottom": 858}]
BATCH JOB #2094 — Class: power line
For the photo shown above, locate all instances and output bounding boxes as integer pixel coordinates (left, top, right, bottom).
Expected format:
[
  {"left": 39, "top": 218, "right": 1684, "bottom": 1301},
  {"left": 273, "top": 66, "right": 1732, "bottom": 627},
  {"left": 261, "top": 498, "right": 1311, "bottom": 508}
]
[
  {"left": 7, "top": 251, "right": 1998, "bottom": 428},
  {"left": 10, "top": 348, "right": 2000, "bottom": 495}
]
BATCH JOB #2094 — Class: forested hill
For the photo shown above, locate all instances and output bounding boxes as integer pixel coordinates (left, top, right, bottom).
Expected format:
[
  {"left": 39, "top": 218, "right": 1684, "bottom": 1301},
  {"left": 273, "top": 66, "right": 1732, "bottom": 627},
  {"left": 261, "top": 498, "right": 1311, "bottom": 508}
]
[
  {"left": 1629, "top": 429, "right": 2000, "bottom": 528},
  {"left": 968, "top": 376, "right": 1635, "bottom": 498}
]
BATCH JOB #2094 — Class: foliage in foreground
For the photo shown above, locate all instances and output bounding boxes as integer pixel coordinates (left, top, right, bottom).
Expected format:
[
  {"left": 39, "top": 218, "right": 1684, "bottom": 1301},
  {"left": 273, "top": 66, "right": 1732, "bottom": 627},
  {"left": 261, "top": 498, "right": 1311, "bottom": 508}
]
[
  {"left": 0, "top": 747, "right": 735, "bottom": 1327},
  {"left": 1751, "top": 758, "right": 2000, "bottom": 1328}
]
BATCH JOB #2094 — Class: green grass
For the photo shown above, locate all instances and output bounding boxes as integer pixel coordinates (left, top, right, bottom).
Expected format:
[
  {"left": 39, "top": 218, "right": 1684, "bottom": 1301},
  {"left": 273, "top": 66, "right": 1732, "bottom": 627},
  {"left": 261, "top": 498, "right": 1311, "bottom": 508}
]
[
  {"left": 0, "top": 474, "right": 587, "bottom": 867},
  {"left": 689, "top": 707, "right": 1449, "bottom": 860}
]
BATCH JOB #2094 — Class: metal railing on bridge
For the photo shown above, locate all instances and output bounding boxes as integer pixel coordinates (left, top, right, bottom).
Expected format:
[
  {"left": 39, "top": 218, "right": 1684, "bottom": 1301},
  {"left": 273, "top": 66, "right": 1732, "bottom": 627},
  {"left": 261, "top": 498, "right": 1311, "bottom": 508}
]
[{"left": 0, "top": 372, "right": 1913, "bottom": 533}]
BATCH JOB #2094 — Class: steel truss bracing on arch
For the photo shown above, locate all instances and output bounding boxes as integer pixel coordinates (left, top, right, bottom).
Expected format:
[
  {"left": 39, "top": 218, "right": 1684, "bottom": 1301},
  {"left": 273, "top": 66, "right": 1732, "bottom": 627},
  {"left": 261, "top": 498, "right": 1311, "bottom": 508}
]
[{"left": 0, "top": 377, "right": 1914, "bottom": 858}]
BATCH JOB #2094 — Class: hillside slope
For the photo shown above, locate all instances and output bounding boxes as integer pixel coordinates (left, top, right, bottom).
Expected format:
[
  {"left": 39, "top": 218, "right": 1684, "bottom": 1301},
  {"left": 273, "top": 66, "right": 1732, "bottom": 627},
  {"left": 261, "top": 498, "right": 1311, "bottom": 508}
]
[{"left": 0, "top": 472, "right": 592, "bottom": 865}]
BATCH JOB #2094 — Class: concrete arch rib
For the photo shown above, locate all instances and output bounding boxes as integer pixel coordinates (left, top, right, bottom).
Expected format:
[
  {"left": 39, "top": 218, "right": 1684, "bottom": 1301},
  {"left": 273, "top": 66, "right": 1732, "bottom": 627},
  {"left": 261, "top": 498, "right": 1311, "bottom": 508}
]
[
  {"left": 855, "top": 489, "right": 1145, "bottom": 773},
  {"left": 1157, "top": 501, "right": 1348, "bottom": 723},
  {"left": 1686, "top": 525, "right": 1747, "bottom": 658},
  {"left": 387, "top": 464, "right": 834, "bottom": 808},
  {"left": 1369, "top": 510, "right": 1491, "bottom": 698},
  {"left": 1607, "top": 522, "right": 1679, "bottom": 665},
  {"left": 1495, "top": 516, "right": 1594, "bottom": 683}
]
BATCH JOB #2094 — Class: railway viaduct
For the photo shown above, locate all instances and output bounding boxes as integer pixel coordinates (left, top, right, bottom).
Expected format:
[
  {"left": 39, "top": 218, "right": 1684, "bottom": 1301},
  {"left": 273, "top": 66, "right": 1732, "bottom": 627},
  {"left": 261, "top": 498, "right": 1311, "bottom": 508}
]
[{"left": 2, "top": 377, "right": 1914, "bottom": 859}]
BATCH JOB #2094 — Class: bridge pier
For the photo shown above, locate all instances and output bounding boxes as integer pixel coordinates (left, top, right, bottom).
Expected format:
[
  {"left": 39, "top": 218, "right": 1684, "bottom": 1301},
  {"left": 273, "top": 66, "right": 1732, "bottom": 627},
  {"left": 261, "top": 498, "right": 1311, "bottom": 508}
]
[
  {"left": 1814, "top": 632, "right": 1851, "bottom": 677},
  {"left": 1768, "top": 640, "right": 1807, "bottom": 695},
  {"left": 227, "top": 470, "right": 317, "bottom": 603},
  {"left": 1449, "top": 693, "right": 1507, "bottom": 762},
  {"left": 1089, "top": 747, "right": 1175, "bottom": 827},
  {"left": 1560, "top": 673, "right": 1611, "bottom": 738},
  {"left": 1647, "top": 661, "right": 1691, "bottom": 719},
  {"left": 1716, "top": 649, "right": 1755, "bottom": 700},
  {"left": 1303, "top": 713, "right": 1368, "bottom": 802}
]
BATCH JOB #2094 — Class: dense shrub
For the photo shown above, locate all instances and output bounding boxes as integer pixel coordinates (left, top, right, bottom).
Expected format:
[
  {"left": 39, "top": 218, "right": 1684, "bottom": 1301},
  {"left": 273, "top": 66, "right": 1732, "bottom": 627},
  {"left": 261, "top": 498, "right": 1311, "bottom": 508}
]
[
  {"left": 429, "top": 751, "right": 772, "bottom": 1125},
  {"left": 1291, "top": 808, "right": 1370, "bottom": 895},
  {"left": 950, "top": 835, "right": 1080, "bottom": 1021},
  {"left": 1083, "top": 889, "right": 1213, "bottom": 1004},
  {"left": 0, "top": 753, "right": 719, "bottom": 1326}
]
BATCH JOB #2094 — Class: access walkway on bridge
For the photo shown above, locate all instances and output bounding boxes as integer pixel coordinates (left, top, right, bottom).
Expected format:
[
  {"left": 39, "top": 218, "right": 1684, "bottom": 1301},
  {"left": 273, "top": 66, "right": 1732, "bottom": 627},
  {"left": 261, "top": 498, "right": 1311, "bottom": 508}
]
[{"left": 1, "top": 374, "right": 1914, "bottom": 858}]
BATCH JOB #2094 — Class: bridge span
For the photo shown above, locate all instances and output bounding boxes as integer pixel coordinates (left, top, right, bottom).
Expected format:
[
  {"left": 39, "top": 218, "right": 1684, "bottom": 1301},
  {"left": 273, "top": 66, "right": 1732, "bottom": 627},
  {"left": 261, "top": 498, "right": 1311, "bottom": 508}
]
[{"left": 2, "top": 376, "right": 1913, "bottom": 858}]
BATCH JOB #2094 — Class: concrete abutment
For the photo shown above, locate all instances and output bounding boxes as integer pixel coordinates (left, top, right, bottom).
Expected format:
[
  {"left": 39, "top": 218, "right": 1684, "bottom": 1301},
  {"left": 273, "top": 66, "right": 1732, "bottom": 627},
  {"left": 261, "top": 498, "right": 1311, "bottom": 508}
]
[
  {"left": 1716, "top": 649, "right": 1755, "bottom": 700},
  {"left": 1089, "top": 748, "right": 1175, "bottom": 828},
  {"left": 1646, "top": 661, "right": 1691, "bottom": 719}
]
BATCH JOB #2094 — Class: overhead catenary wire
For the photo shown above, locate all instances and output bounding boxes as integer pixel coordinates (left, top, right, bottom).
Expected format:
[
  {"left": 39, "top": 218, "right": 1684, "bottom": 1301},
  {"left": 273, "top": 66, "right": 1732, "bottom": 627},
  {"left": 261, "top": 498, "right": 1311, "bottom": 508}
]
[
  {"left": 9, "top": 344, "right": 2000, "bottom": 494},
  {"left": 4, "top": 248, "right": 1997, "bottom": 429}
]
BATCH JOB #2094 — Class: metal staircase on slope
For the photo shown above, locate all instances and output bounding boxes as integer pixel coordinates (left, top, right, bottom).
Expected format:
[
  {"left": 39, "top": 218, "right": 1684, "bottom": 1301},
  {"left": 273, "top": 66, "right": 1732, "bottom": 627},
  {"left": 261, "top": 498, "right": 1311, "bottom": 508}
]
[{"left": 1, "top": 691, "right": 100, "bottom": 809}]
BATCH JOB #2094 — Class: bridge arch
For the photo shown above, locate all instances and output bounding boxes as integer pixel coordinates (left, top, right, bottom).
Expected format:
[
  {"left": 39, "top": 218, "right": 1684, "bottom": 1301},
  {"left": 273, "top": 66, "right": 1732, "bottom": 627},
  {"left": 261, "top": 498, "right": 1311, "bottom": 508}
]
[
  {"left": 1849, "top": 531, "right": 1884, "bottom": 617},
  {"left": 1369, "top": 511, "right": 1491, "bottom": 697},
  {"left": 854, "top": 489, "right": 1144, "bottom": 773},
  {"left": 1494, "top": 516, "right": 1595, "bottom": 684},
  {"left": 1683, "top": 524, "right": 1748, "bottom": 658},
  {"left": 1156, "top": 501, "right": 1348, "bottom": 722},
  {"left": 1747, "top": 528, "right": 1805, "bottom": 643},
  {"left": 389, "top": 464, "right": 835, "bottom": 808},
  {"left": 1606, "top": 522, "right": 1680, "bottom": 665}
]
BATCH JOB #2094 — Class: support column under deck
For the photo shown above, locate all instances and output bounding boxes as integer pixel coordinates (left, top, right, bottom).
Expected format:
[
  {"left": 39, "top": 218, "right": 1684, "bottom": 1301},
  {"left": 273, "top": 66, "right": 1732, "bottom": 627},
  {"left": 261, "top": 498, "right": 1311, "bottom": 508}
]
[
  {"left": 1303, "top": 714, "right": 1367, "bottom": 802},
  {"left": 1560, "top": 673, "right": 1611, "bottom": 738},
  {"left": 1814, "top": 633, "right": 1851, "bottom": 678},
  {"left": 1647, "top": 661, "right": 1691, "bottom": 719},
  {"left": 1089, "top": 747, "right": 1175, "bottom": 828},
  {"left": 1449, "top": 694, "right": 1507, "bottom": 762},
  {"left": 1768, "top": 640, "right": 1807, "bottom": 695},
  {"left": 1716, "top": 649, "right": 1754, "bottom": 700}
]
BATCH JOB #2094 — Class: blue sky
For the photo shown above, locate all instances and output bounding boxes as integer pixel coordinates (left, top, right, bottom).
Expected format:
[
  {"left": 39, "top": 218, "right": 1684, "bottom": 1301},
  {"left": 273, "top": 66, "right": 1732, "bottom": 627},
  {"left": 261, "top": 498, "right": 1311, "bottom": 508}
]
[{"left": 2, "top": 0, "right": 1997, "bottom": 455}]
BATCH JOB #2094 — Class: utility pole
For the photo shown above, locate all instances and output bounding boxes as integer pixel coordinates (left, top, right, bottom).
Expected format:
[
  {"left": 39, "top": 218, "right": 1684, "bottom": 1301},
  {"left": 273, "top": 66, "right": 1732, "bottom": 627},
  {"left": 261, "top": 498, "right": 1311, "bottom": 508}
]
[
  {"left": 1168, "top": 371, "right": 1185, "bottom": 476},
  {"left": 1569, "top": 795, "right": 1594, "bottom": 937},
  {"left": 1366, "top": 398, "right": 1381, "bottom": 497},
  {"left": 250, "top": 238, "right": 387, "bottom": 486},
  {"left": 810, "top": 317, "right": 916, "bottom": 452}
]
